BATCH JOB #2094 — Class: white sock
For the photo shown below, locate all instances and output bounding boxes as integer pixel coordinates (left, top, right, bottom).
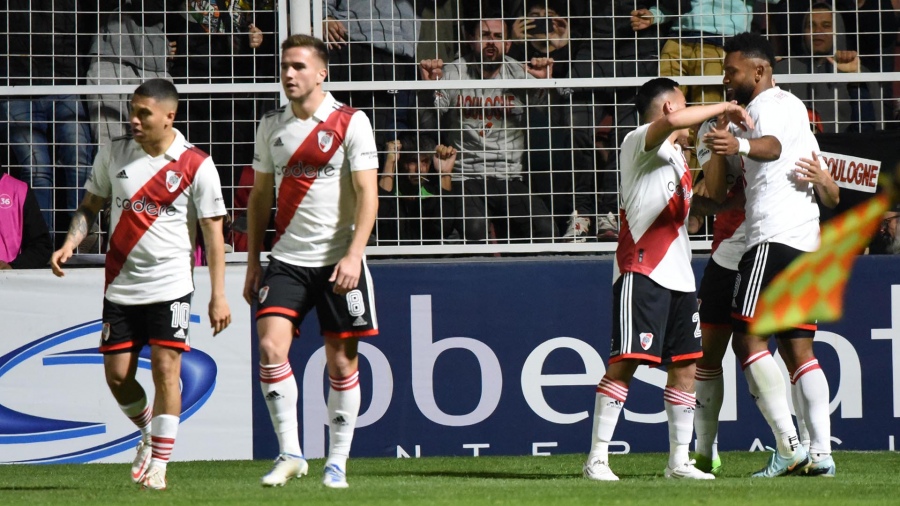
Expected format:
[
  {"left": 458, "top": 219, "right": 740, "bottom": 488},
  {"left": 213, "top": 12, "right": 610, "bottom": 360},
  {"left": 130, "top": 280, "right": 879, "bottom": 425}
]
[
  {"left": 793, "top": 359, "right": 831, "bottom": 461},
  {"left": 150, "top": 414, "right": 179, "bottom": 470},
  {"left": 588, "top": 376, "right": 627, "bottom": 463},
  {"left": 120, "top": 396, "right": 152, "bottom": 443},
  {"left": 744, "top": 351, "right": 800, "bottom": 458},
  {"left": 665, "top": 386, "right": 696, "bottom": 468},
  {"left": 260, "top": 362, "right": 303, "bottom": 457},
  {"left": 694, "top": 366, "right": 723, "bottom": 460},
  {"left": 790, "top": 381, "right": 810, "bottom": 451},
  {"left": 325, "top": 370, "right": 361, "bottom": 470}
]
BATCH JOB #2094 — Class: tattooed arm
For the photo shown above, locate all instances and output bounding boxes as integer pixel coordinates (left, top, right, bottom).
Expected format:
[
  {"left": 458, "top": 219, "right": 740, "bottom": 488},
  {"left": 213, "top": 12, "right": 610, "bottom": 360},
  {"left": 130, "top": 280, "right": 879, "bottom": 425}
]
[{"left": 50, "top": 192, "right": 108, "bottom": 277}]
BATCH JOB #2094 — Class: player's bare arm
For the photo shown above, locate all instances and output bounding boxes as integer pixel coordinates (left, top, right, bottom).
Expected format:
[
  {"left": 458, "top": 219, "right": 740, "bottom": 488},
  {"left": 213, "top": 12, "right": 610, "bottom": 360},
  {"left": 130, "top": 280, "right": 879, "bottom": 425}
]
[
  {"left": 795, "top": 151, "right": 840, "bottom": 209},
  {"left": 50, "top": 191, "right": 108, "bottom": 277},
  {"left": 243, "top": 171, "right": 275, "bottom": 304},
  {"left": 330, "top": 168, "right": 378, "bottom": 295},
  {"left": 645, "top": 102, "right": 753, "bottom": 152},
  {"left": 704, "top": 128, "right": 781, "bottom": 162},
  {"left": 199, "top": 215, "right": 232, "bottom": 335}
]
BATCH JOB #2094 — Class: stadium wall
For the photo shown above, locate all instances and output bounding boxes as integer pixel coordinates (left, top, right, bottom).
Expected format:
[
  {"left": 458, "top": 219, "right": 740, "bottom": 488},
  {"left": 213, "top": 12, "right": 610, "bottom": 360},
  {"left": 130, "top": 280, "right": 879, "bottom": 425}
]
[{"left": 1, "top": 257, "right": 898, "bottom": 464}]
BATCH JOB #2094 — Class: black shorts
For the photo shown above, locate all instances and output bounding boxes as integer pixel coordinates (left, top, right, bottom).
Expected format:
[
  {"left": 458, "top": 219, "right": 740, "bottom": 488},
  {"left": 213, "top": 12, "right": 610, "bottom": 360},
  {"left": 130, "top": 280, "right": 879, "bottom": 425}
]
[
  {"left": 610, "top": 272, "right": 702, "bottom": 366},
  {"left": 256, "top": 256, "right": 378, "bottom": 339},
  {"left": 732, "top": 241, "right": 816, "bottom": 338},
  {"left": 100, "top": 292, "right": 193, "bottom": 354},
  {"left": 698, "top": 257, "right": 738, "bottom": 328}
]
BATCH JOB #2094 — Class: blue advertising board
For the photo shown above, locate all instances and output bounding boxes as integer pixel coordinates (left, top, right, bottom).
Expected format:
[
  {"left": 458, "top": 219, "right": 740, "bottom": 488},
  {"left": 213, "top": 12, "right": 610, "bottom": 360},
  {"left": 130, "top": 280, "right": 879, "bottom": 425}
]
[{"left": 251, "top": 255, "right": 900, "bottom": 460}]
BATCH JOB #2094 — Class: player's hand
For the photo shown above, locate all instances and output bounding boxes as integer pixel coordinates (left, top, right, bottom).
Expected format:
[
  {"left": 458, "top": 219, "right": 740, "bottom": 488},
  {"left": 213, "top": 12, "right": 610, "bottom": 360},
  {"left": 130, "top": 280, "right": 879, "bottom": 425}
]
[
  {"left": 703, "top": 128, "right": 740, "bottom": 156},
  {"left": 324, "top": 17, "right": 347, "bottom": 50},
  {"left": 329, "top": 255, "right": 361, "bottom": 295},
  {"left": 243, "top": 262, "right": 262, "bottom": 305},
  {"left": 795, "top": 151, "right": 831, "bottom": 185},
  {"left": 50, "top": 244, "right": 76, "bottom": 277},
  {"left": 248, "top": 24, "right": 263, "bottom": 49},
  {"left": 723, "top": 102, "right": 754, "bottom": 131},
  {"left": 433, "top": 144, "right": 457, "bottom": 174},
  {"left": 419, "top": 59, "right": 444, "bottom": 81},
  {"left": 526, "top": 57, "right": 554, "bottom": 79},
  {"left": 631, "top": 9, "right": 654, "bottom": 31},
  {"left": 209, "top": 294, "right": 232, "bottom": 336},
  {"left": 688, "top": 214, "right": 704, "bottom": 234}
]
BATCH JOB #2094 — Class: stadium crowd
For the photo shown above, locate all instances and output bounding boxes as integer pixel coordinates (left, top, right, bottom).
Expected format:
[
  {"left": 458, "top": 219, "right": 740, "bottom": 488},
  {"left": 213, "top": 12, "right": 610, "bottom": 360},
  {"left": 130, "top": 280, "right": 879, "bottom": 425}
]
[{"left": 1, "top": 0, "right": 899, "bottom": 260}]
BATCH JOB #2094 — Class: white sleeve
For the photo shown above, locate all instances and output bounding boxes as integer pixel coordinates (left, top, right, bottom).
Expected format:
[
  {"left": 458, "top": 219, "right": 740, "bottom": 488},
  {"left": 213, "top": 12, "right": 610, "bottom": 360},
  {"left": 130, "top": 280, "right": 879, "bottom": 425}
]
[
  {"left": 191, "top": 157, "right": 227, "bottom": 218},
  {"left": 696, "top": 118, "right": 716, "bottom": 167},
  {"left": 344, "top": 111, "right": 379, "bottom": 172},
  {"left": 252, "top": 116, "right": 274, "bottom": 174},
  {"left": 84, "top": 143, "right": 112, "bottom": 198}
]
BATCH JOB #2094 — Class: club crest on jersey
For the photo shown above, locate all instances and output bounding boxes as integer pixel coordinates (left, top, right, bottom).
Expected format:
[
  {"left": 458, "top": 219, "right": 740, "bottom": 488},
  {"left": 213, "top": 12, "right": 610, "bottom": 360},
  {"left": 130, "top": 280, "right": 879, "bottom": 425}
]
[
  {"left": 165, "top": 171, "right": 184, "bottom": 193},
  {"left": 258, "top": 286, "right": 269, "bottom": 304},
  {"left": 639, "top": 332, "right": 654, "bottom": 350},
  {"left": 318, "top": 130, "right": 335, "bottom": 152}
]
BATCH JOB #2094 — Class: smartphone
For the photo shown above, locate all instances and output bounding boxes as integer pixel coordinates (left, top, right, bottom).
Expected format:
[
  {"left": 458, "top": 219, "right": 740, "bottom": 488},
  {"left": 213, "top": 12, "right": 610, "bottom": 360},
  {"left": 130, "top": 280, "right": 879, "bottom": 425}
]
[{"left": 527, "top": 18, "right": 552, "bottom": 35}]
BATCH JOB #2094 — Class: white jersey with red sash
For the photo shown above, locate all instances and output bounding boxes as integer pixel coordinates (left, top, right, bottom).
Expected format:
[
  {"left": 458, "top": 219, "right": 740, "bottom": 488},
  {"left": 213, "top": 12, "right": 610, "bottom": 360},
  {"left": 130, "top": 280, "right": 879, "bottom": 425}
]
[
  {"left": 252, "top": 92, "right": 379, "bottom": 267},
  {"left": 615, "top": 123, "right": 695, "bottom": 292},
  {"left": 85, "top": 129, "right": 225, "bottom": 305},
  {"left": 697, "top": 118, "right": 747, "bottom": 271}
]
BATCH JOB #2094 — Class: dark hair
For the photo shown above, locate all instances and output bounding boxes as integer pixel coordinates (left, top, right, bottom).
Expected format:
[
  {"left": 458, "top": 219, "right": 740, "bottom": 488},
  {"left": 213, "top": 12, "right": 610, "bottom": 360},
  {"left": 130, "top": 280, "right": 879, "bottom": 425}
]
[
  {"left": 525, "top": 0, "right": 567, "bottom": 16},
  {"left": 398, "top": 134, "right": 438, "bottom": 166},
  {"left": 134, "top": 78, "right": 178, "bottom": 103},
  {"left": 281, "top": 34, "right": 329, "bottom": 65},
  {"left": 635, "top": 77, "right": 680, "bottom": 118},
  {"left": 724, "top": 32, "right": 776, "bottom": 67},
  {"left": 462, "top": 8, "right": 509, "bottom": 39}
]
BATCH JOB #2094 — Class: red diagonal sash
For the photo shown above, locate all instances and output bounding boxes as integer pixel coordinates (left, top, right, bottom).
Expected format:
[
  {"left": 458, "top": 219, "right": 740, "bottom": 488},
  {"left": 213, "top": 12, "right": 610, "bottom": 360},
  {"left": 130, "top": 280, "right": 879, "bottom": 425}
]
[
  {"left": 272, "top": 105, "right": 355, "bottom": 245},
  {"left": 617, "top": 169, "right": 692, "bottom": 274},
  {"left": 105, "top": 147, "right": 209, "bottom": 291}
]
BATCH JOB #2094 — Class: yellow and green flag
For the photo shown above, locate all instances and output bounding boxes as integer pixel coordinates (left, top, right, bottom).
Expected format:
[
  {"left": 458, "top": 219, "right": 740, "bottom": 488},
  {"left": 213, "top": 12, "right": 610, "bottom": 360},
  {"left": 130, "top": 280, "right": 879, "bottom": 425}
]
[{"left": 750, "top": 193, "right": 890, "bottom": 336}]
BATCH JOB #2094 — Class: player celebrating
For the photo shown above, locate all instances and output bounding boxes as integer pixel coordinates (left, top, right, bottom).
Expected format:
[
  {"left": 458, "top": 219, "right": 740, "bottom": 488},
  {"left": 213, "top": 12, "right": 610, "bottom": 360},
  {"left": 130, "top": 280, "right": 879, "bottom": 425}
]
[
  {"left": 703, "top": 32, "right": 840, "bottom": 477},
  {"left": 583, "top": 77, "right": 753, "bottom": 481},
  {"left": 51, "top": 78, "right": 231, "bottom": 490},
  {"left": 243, "top": 34, "right": 379, "bottom": 489}
]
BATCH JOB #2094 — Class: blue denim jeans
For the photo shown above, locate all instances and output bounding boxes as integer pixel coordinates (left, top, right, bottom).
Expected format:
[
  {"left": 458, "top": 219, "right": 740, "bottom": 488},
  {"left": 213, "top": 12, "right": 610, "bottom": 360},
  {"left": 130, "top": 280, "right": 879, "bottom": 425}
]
[{"left": 1, "top": 96, "right": 94, "bottom": 231}]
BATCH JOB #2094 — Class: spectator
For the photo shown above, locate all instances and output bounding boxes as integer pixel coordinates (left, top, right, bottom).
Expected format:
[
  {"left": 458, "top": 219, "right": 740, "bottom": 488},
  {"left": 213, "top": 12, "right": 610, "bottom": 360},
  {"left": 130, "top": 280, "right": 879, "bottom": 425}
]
[
  {"left": 508, "top": 0, "right": 598, "bottom": 242},
  {"left": 838, "top": 0, "right": 899, "bottom": 122},
  {"left": 325, "top": 0, "right": 419, "bottom": 147},
  {"left": 2, "top": 0, "right": 96, "bottom": 239},
  {"left": 167, "top": 0, "right": 266, "bottom": 205},
  {"left": 869, "top": 203, "right": 900, "bottom": 254},
  {"left": 377, "top": 135, "right": 455, "bottom": 244},
  {"left": 636, "top": 0, "right": 783, "bottom": 105},
  {"left": 87, "top": 0, "right": 174, "bottom": 148},
  {"left": 418, "top": 12, "right": 556, "bottom": 243},
  {"left": 0, "top": 172, "right": 53, "bottom": 269},
  {"left": 774, "top": 3, "right": 882, "bottom": 132}
]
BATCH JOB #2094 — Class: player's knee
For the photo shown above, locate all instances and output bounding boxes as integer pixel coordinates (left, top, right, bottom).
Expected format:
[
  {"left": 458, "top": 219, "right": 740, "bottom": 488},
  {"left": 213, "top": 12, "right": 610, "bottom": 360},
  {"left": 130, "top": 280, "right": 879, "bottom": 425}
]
[{"left": 258, "top": 333, "right": 289, "bottom": 364}]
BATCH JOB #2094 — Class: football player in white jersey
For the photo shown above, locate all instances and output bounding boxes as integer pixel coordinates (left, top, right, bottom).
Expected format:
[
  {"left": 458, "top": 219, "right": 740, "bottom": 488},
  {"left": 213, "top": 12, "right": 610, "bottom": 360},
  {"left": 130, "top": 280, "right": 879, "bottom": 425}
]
[
  {"left": 583, "top": 77, "right": 753, "bottom": 482},
  {"left": 703, "top": 32, "right": 840, "bottom": 478},
  {"left": 242, "top": 34, "right": 380, "bottom": 489},
  {"left": 51, "top": 79, "right": 232, "bottom": 490}
]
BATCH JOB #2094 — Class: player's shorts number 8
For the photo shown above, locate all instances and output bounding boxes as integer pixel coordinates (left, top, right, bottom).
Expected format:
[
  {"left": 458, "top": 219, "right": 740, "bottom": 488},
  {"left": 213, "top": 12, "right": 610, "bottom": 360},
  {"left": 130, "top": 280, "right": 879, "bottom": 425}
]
[
  {"left": 170, "top": 302, "right": 191, "bottom": 329},
  {"left": 346, "top": 290, "right": 365, "bottom": 317}
]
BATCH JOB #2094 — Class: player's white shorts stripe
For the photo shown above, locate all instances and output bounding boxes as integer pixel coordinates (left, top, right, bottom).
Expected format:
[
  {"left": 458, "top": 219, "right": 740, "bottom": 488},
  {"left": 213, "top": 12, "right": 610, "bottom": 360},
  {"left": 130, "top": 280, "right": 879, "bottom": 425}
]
[
  {"left": 620, "top": 273, "right": 633, "bottom": 352},
  {"left": 743, "top": 243, "right": 769, "bottom": 318},
  {"left": 362, "top": 259, "right": 378, "bottom": 330}
]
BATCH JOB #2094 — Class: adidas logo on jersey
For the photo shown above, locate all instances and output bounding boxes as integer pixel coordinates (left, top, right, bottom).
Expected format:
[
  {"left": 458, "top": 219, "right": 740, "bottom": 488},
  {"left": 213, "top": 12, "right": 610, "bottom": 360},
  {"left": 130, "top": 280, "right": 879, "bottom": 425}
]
[
  {"left": 116, "top": 170, "right": 128, "bottom": 179},
  {"left": 274, "top": 137, "right": 284, "bottom": 147},
  {"left": 173, "top": 328, "right": 186, "bottom": 339},
  {"left": 352, "top": 316, "right": 367, "bottom": 327},
  {"left": 265, "top": 390, "right": 284, "bottom": 401}
]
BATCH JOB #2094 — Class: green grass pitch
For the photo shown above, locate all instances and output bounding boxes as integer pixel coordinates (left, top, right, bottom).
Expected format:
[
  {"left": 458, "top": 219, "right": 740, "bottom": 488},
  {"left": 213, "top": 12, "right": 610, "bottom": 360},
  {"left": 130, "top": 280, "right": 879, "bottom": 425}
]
[{"left": 1, "top": 451, "right": 898, "bottom": 505}]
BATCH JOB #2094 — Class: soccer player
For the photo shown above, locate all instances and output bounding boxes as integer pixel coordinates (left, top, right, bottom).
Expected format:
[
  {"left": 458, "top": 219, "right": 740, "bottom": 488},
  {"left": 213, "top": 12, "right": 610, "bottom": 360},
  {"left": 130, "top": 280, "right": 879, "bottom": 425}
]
[
  {"left": 583, "top": 77, "right": 753, "bottom": 481},
  {"left": 243, "top": 34, "right": 379, "bottom": 489},
  {"left": 702, "top": 32, "right": 840, "bottom": 477},
  {"left": 50, "top": 78, "right": 232, "bottom": 490}
]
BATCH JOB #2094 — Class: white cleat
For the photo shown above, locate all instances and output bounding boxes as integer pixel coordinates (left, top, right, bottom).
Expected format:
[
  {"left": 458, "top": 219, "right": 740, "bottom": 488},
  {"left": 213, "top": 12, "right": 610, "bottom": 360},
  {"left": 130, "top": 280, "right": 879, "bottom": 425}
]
[
  {"left": 322, "top": 463, "right": 349, "bottom": 489},
  {"left": 583, "top": 458, "right": 620, "bottom": 481},
  {"left": 140, "top": 464, "right": 167, "bottom": 490},
  {"left": 131, "top": 440, "right": 153, "bottom": 483},
  {"left": 665, "top": 459, "right": 716, "bottom": 480},
  {"left": 261, "top": 453, "right": 308, "bottom": 487}
]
